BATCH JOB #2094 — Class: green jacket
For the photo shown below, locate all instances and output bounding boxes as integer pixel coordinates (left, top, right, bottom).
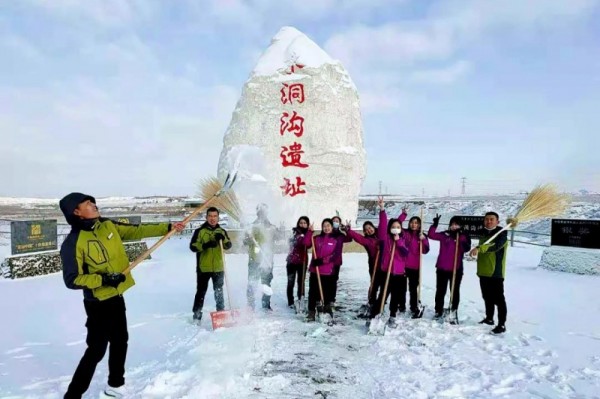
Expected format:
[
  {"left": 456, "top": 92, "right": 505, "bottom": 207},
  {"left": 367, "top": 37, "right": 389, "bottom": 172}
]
[
  {"left": 243, "top": 219, "right": 278, "bottom": 264},
  {"left": 189, "top": 223, "right": 232, "bottom": 272},
  {"left": 60, "top": 218, "right": 170, "bottom": 301},
  {"left": 476, "top": 227, "right": 508, "bottom": 278}
]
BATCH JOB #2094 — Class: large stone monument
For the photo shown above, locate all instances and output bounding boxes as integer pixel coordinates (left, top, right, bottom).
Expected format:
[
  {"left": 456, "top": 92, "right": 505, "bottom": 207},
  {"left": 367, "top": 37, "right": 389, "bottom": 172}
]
[{"left": 217, "top": 26, "right": 366, "bottom": 228}]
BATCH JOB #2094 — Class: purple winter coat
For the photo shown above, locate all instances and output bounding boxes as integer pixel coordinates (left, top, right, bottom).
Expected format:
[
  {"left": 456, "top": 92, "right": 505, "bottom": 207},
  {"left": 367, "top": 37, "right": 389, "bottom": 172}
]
[
  {"left": 286, "top": 228, "right": 308, "bottom": 265},
  {"left": 347, "top": 228, "right": 379, "bottom": 270},
  {"left": 332, "top": 230, "right": 352, "bottom": 267},
  {"left": 303, "top": 230, "right": 338, "bottom": 276},
  {"left": 428, "top": 225, "right": 471, "bottom": 272},
  {"left": 404, "top": 230, "right": 430, "bottom": 270},
  {"left": 378, "top": 210, "right": 409, "bottom": 275}
]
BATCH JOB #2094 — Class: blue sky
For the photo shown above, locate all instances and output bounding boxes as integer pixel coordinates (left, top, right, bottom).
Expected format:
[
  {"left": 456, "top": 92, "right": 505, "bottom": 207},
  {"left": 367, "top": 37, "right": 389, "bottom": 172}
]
[{"left": 1, "top": 0, "right": 599, "bottom": 197}]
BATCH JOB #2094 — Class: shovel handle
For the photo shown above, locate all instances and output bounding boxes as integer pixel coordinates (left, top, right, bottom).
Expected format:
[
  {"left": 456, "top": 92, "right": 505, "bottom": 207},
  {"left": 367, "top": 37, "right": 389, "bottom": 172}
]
[
  {"left": 379, "top": 240, "right": 396, "bottom": 315},
  {"left": 311, "top": 234, "right": 325, "bottom": 305}
]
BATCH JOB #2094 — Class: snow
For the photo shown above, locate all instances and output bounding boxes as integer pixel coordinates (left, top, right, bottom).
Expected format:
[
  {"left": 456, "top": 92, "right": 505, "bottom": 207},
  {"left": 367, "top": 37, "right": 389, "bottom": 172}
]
[
  {"left": 252, "top": 27, "right": 336, "bottom": 77},
  {"left": 538, "top": 246, "right": 600, "bottom": 275},
  {"left": 1, "top": 238, "right": 599, "bottom": 398}
]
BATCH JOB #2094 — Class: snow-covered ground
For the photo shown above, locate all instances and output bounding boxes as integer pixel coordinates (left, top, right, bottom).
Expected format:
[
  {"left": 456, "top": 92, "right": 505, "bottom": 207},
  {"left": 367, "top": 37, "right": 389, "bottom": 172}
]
[{"left": 1, "top": 238, "right": 599, "bottom": 398}]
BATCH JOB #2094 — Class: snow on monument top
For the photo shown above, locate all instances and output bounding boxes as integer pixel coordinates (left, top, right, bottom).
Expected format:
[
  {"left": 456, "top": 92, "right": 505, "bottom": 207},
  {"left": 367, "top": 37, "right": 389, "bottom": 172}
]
[{"left": 252, "top": 26, "right": 336, "bottom": 76}]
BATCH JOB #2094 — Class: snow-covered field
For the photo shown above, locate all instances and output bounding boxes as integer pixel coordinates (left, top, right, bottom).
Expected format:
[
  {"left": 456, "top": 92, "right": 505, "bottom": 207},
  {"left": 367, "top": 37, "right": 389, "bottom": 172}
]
[{"left": 1, "top": 238, "right": 599, "bottom": 398}]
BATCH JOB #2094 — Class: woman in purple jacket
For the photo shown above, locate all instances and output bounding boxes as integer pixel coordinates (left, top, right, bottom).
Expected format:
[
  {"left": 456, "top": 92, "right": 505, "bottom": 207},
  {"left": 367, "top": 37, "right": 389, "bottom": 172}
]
[
  {"left": 403, "top": 216, "right": 430, "bottom": 318},
  {"left": 346, "top": 221, "right": 379, "bottom": 306},
  {"left": 286, "top": 216, "right": 310, "bottom": 307},
  {"left": 303, "top": 218, "right": 340, "bottom": 321},
  {"left": 370, "top": 202, "right": 409, "bottom": 326},
  {"left": 428, "top": 215, "right": 471, "bottom": 320},
  {"left": 330, "top": 215, "right": 352, "bottom": 306}
]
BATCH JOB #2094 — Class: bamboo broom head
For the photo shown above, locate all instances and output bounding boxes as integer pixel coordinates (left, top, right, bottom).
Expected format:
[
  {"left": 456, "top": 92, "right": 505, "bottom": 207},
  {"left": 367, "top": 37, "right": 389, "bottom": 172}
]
[
  {"left": 507, "top": 184, "right": 571, "bottom": 228},
  {"left": 197, "top": 177, "right": 242, "bottom": 223}
]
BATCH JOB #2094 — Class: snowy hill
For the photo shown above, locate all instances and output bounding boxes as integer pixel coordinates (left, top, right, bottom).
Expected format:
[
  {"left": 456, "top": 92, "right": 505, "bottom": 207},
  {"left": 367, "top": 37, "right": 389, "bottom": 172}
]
[{"left": 0, "top": 238, "right": 599, "bottom": 398}]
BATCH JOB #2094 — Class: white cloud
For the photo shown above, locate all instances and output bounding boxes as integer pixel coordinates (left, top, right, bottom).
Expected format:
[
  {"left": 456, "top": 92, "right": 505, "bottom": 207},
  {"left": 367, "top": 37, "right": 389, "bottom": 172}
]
[
  {"left": 322, "top": 0, "right": 599, "bottom": 113},
  {"left": 409, "top": 60, "right": 471, "bottom": 84}
]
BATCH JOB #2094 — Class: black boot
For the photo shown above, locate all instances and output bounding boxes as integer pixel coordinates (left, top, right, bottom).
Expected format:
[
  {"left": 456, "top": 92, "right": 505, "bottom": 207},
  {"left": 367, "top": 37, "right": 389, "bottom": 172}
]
[
  {"left": 479, "top": 317, "right": 494, "bottom": 325},
  {"left": 491, "top": 325, "right": 506, "bottom": 335}
]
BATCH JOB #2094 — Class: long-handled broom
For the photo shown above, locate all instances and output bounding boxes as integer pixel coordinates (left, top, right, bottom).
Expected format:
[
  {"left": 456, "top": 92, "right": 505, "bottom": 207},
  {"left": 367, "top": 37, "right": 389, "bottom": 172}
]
[
  {"left": 123, "top": 173, "right": 238, "bottom": 275},
  {"left": 482, "top": 184, "right": 570, "bottom": 245}
]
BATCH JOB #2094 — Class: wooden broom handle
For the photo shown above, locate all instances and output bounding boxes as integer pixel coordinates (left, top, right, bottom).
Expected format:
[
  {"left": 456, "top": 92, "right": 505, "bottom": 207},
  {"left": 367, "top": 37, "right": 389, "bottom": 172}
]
[
  {"left": 481, "top": 223, "right": 512, "bottom": 246},
  {"left": 123, "top": 195, "right": 220, "bottom": 275}
]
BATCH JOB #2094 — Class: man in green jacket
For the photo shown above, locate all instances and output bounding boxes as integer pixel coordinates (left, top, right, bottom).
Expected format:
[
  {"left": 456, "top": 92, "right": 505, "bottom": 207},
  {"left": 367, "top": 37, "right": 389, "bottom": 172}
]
[
  {"left": 470, "top": 211, "right": 508, "bottom": 335},
  {"left": 59, "top": 192, "right": 184, "bottom": 399},
  {"left": 189, "top": 207, "right": 232, "bottom": 321}
]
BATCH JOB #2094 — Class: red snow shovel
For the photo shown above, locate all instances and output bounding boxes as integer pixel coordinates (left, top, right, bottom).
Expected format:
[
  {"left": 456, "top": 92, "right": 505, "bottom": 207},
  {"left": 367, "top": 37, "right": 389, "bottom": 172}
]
[{"left": 210, "top": 240, "right": 239, "bottom": 330}]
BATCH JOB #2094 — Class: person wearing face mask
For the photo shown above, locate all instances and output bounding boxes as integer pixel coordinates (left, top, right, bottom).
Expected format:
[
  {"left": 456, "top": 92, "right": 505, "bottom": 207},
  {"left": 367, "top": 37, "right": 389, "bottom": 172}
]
[
  {"left": 346, "top": 221, "right": 379, "bottom": 310},
  {"left": 329, "top": 215, "right": 352, "bottom": 308},
  {"left": 286, "top": 216, "right": 310, "bottom": 308},
  {"left": 403, "top": 216, "right": 430, "bottom": 318},
  {"left": 303, "top": 219, "right": 340, "bottom": 321},
  {"left": 428, "top": 214, "right": 472, "bottom": 321},
  {"left": 369, "top": 198, "right": 409, "bottom": 327},
  {"left": 470, "top": 212, "right": 508, "bottom": 335}
]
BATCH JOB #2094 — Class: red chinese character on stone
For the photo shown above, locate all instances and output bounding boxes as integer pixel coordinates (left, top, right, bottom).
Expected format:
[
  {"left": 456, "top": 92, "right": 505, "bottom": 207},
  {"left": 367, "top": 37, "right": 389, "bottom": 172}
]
[
  {"left": 280, "top": 111, "right": 304, "bottom": 137},
  {"left": 285, "top": 63, "right": 305, "bottom": 74},
  {"left": 280, "top": 142, "right": 309, "bottom": 168},
  {"left": 280, "top": 177, "right": 307, "bottom": 197},
  {"left": 280, "top": 83, "right": 305, "bottom": 105}
]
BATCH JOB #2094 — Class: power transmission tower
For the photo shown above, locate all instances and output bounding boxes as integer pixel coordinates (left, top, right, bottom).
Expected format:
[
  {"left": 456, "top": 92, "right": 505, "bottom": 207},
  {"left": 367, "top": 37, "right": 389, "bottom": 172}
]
[{"left": 461, "top": 177, "right": 466, "bottom": 195}]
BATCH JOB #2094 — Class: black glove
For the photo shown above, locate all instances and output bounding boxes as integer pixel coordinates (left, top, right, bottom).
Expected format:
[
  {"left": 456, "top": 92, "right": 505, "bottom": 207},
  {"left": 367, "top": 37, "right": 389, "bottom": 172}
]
[
  {"left": 214, "top": 232, "right": 225, "bottom": 242},
  {"left": 102, "top": 273, "right": 126, "bottom": 288},
  {"left": 313, "top": 258, "right": 324, "bottom": 266},
  {"left": 432, "top": 214, "right": 441, "bottom": 227},
  {"left": 202, "top": 240, "right": 218, "bottom": 250}
]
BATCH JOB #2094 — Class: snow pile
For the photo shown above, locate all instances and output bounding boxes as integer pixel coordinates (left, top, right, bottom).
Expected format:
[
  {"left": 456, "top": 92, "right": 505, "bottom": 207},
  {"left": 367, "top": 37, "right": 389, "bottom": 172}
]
[
  {"left": 1, "top": 242, "right": 600, "bottom": 398},
  {"left": 251, "top": 26, "right": 336, "bottom": 77},
  {"left": 538, "top": 246, "right": 600, "bottom": 275},
  {"left": 218, "top": 26, "right": 366, "bottom": 229}
]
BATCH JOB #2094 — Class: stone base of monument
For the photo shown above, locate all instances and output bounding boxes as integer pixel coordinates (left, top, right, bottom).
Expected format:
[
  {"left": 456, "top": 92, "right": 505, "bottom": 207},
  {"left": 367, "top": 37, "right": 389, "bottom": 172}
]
[
  {"left": 1, "top": 241, "right": 151, "bottom": 279},
  {"left": 538, "top": 246, "right": 600, "bottom": 275}
]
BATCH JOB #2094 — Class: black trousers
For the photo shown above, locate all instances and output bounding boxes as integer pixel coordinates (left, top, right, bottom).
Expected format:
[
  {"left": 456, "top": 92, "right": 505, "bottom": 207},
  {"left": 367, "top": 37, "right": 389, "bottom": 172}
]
[
  {"left": 308, "top": 272, "right": 335, "bottom": 312},
  {"left": 64, "top": 296, "right": 128, "bottom": 399},
  {"left": 406, "top": 268, "right": 420, "bottom": 313},
  {"left": 435, "top": 269, "right": 463, "bottom": 314},
  {"left": 192, "top": 270, "right": 225, "bottom": 314},
  {"left": 479, "top": 276, "right": 507, "bottom": 325},
  {"left": 332, "top": 265, "right": 341, "bottom": 303},
  {"left": 286, "top": 263, "right": 305, "bottom": 305},
  {"left": 371, "top": 273, "right": 407, "bottom": 318},
  {"left": 247, "top": 261, "right": 274, "bottom": 309}
]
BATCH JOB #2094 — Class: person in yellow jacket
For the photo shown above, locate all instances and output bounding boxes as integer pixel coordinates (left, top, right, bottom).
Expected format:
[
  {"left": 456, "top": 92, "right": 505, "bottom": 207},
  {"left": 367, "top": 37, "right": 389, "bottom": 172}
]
[
  {"left": 470, "top": 211, "right": 508, "bottom": 335},
  {"left": 189, "top": 207, "right": 232, "bottom": 322},
  {"left": 59, "top": 192, "right": 184, "bottom": 399}
]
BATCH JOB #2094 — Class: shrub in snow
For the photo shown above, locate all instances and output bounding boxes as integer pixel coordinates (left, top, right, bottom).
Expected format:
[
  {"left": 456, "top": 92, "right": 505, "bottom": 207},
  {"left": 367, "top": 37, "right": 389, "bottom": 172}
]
[
  {"left": 538, "top": 247, "right": 600, "bottom": 275},
  {"left": 1, "top": 242, "right": 150, "bottom": 279}
]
